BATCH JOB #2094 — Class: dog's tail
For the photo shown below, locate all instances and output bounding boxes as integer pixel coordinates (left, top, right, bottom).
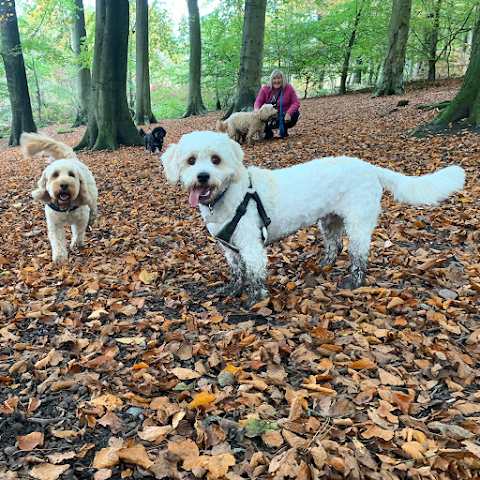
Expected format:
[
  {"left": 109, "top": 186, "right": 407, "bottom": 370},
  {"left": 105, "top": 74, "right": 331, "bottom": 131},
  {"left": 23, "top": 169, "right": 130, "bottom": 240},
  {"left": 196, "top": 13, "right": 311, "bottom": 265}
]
[
  {"left": 375, "top": 165, "right": 465, "bottom": 206},
  {"left": 139, "top": 128, "right": 147, "bottom": 138},
  {"left": 20, "top": 132, "right": 76, "bottom": 161},
  {"left": 216, "top": 119, "right": 227, "bottom": 133}
]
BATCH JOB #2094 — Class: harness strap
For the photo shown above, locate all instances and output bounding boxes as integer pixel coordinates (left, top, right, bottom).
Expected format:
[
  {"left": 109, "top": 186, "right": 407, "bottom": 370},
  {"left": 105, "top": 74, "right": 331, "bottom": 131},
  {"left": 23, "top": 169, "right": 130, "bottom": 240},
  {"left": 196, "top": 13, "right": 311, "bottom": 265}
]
[
  {"left": 215, "top": 190, "right": 271, "bottom": 253},
  {"left": 47, "top": 203, "right": 79, "bottom": 213},
  {"left": 251, "top": 192, "right": 271, "bottom": 228},
  {"left": 279, "top": 89, "right": 284, "bottom": 136}
]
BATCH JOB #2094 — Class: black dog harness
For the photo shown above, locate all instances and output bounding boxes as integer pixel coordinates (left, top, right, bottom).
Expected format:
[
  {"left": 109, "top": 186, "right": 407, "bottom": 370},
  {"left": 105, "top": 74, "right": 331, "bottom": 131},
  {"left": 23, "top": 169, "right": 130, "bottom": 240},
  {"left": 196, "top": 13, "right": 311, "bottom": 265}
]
[
  {"left": 47, "top": 203, "right": 78, "bottom": 213},
  {"left": 213, "top": 181, "right": 271, "bottom": 253}
]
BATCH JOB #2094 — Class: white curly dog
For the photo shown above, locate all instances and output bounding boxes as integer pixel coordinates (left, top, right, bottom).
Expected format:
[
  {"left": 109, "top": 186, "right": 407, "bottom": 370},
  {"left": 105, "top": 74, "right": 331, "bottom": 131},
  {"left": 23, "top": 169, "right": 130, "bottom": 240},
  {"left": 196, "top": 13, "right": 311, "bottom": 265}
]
[
  {"left": 216, "top": 104, "right": 278, "bottom": 145},
  {"left": 162, "top": 131, "right": 465, "bottom": 308},
  {"left": 21, "top": 133, "right": 98, "bottom": 262}
]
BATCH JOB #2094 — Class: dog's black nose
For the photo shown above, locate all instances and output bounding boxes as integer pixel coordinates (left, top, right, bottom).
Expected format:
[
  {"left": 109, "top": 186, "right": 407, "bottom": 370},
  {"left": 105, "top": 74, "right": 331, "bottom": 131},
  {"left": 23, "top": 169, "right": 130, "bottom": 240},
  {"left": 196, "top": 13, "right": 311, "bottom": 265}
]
[
  {"left": 197, "top": 173, "right": 210, "bottom": 184},
  {"left": 60, "top": 183, "right": 69, "bottom": 191}
]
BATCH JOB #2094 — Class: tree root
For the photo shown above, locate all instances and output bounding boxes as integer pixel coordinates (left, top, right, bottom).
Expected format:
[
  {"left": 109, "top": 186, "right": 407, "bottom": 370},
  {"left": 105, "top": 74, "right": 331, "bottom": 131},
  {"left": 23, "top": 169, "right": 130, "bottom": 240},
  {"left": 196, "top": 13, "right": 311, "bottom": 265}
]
[
  {"left": 415, "top": 100, "right": 451, "bottom": 111},
  {"left": 409, "top": 120, "right": 480, "bottom": 138}
]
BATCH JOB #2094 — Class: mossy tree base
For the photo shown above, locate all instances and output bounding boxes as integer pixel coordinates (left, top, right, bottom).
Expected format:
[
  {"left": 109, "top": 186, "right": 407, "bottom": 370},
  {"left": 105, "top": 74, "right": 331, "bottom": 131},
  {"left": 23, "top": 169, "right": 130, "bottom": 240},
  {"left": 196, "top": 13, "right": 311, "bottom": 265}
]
[
  {"left": 409, "top": 120, "right": 480, "bottom": 138},
  {"left": 411, "top": 10, "right": 480, "bottom": 138},
  {"left": 75, "top": 0, "right": 141, "bottom": 152}
]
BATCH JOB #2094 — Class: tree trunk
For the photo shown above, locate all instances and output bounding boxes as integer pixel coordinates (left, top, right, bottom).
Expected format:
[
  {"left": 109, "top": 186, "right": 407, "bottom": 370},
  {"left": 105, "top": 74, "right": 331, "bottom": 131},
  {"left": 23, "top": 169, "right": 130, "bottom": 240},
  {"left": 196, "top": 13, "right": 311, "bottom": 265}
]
[
  {"left": 371, "top": 0, "right": 412, "bottom": 98},
  {"left": 76, "top": 0, "right": 140, "bottom": 151},
  {"left": 72, "top": 0, "right": 91, "bottom": 127},
  {"left": 427, "top": 0, "right": 442, "bottom": 81},
  {"left": 182, "top": 0, "right": 207, "bottom": 118},
  {"left": 411, "top": 9, "right": 480, "bottom": 135},
  {"left": 28, "top": 57, "right": 42, "bottom": 122},
  {"left": 339, "top": 4, "right": 363, "bottom": 95},
  {"left": 0, "top": 0, "right": 36, "bottom": 146},
  {"left": 223, "top": 0, "right": 267, "bottom": 118},
  {"left": 135, "top": 0, "right": 157, "bottom": 125}
]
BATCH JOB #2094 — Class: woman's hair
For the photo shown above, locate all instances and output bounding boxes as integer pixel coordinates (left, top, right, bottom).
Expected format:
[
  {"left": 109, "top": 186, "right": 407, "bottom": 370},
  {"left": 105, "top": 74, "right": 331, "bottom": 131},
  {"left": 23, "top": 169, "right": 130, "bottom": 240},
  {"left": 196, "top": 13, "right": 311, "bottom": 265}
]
[{"left": 268, "top": 69, "right": 286, "bottom": 89}]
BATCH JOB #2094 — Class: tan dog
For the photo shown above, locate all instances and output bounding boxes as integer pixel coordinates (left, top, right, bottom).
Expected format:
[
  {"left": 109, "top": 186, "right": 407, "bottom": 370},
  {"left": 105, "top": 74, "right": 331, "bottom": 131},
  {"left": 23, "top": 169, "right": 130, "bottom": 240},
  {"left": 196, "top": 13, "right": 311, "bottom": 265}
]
[
  {"left": 216, "top": 104, "right": 278, "bottom": 146},
  {"left": 21, "top": 133, "right": 98, "bottom": 262}
]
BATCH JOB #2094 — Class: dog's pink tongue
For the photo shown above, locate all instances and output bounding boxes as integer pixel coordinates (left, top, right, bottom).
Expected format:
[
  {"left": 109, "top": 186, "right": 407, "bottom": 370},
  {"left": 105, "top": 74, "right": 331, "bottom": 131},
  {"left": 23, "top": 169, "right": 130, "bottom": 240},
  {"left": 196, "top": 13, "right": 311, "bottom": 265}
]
[{"left": 189, "top": 186, "right": 210, "bottom": 207}]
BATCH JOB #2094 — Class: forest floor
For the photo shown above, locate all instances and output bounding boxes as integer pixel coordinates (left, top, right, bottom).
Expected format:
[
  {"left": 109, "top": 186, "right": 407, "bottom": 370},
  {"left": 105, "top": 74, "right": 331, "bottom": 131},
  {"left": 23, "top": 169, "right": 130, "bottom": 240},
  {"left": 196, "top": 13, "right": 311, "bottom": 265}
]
[{"left": 0, "top": 77, "right": 479, "bottom": 480}]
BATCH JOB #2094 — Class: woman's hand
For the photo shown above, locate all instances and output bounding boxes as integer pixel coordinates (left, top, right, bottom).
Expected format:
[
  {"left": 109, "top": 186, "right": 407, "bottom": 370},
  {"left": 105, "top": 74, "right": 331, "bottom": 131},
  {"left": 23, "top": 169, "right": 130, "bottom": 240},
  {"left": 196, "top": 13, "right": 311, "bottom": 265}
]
[{"left": 284, "top": 112, "right": 291, "bottom": 123}]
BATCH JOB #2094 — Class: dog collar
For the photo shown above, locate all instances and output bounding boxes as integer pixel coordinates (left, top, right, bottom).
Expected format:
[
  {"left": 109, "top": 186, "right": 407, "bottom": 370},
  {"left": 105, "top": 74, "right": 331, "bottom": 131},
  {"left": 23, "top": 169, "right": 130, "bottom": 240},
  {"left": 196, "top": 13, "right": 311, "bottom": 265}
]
[
  {"left": 47, "top": 203, "right": 79, "bottom": 213},
  {"left": 215, "top": 187, "right": 271, "bottom": 253},
  {"left": 208, "top": 188, "right": 228, "bottom": 212}
]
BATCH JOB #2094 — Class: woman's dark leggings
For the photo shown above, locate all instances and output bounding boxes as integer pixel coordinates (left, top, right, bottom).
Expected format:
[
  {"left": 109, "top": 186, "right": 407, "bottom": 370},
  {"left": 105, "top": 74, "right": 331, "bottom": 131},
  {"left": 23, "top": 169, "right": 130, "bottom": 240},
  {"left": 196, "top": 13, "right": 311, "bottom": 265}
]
[{"left": 264, "top": 110, "right": 300, "bottom": 138}]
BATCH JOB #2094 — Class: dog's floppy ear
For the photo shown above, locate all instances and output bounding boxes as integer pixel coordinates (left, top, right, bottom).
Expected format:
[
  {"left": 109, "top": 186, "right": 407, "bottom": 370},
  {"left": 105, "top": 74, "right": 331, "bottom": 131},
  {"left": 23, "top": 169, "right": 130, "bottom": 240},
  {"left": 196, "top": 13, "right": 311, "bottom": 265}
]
[
  {"left": 75, "top": 169, "right": 94, "bottom": 207},
  {"left": 161, "top": 143, "right": 181, "bottom": 184},
  {"left": 228, "top": 138, "right": 247, "bottom": 183},
  {"left": 156, "top": 127, "right": 166, "bottom": 139},
  {"left": 32, "top": 170, "right": 52, "bottom": 203}
]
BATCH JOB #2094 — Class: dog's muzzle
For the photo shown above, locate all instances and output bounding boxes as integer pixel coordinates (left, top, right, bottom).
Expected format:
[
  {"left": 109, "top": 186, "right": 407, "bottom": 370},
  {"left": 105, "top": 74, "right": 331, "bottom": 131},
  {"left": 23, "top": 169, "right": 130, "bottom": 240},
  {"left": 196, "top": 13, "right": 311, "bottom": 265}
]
[
  {"left": 189, "top": 173, "right": 213, "bottom": 207},
  {"left": 58, "top": 183, "right": 71, "bottom": 203}
]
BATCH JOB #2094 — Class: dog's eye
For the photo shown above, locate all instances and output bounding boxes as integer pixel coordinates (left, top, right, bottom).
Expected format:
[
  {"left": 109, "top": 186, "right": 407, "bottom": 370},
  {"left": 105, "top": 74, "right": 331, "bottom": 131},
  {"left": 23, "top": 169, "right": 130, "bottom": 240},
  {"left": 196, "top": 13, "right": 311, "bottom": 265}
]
[
  {"left": 212, "top": 156, "right": 221, "bottom": 165},
  {"left": 188, "top": 157, "right": 196, "bottom": 165},
  {"left": 69, "top": 172, "right": 75, "bottom": 178},
  {"left": 52, "top": 172, "right": 59, "bottom": 178}
]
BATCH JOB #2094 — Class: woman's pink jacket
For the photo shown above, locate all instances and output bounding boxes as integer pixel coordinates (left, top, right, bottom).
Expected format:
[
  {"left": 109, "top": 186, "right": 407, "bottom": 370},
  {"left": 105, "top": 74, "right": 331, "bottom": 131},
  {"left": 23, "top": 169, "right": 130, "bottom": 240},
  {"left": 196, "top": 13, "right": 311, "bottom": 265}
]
[{"left": 254, "top": 83, "right": 300, "bottom": 116}]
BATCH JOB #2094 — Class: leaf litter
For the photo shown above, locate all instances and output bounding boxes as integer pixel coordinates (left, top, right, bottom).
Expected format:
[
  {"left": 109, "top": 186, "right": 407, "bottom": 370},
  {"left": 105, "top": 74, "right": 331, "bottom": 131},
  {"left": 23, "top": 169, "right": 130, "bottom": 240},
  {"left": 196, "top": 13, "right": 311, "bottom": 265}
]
[{"left": 0, "top": 78, "right": 479, "bottom": 479}]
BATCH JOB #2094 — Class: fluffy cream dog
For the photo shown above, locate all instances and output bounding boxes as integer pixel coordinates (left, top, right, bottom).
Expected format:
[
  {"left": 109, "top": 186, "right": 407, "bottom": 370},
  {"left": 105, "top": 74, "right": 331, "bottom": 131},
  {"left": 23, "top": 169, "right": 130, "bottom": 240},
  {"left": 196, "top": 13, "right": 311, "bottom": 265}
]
[
  {"left": 162, "top": 131, "right": 465, "bottom": 308},
  {"left": 216, "top": 104, "right": 278, "bottom": 145},
  {"left": 21, "top": 133, "right": 98, "bottom": 262}
]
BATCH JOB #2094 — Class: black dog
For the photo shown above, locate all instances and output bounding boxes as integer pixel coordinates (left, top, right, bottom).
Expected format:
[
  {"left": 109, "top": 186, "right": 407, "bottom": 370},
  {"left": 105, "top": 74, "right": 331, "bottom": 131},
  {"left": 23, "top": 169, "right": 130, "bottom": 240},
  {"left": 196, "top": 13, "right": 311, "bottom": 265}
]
[{"left": 139, "top": 126, "right": 166, "bottom": 154}]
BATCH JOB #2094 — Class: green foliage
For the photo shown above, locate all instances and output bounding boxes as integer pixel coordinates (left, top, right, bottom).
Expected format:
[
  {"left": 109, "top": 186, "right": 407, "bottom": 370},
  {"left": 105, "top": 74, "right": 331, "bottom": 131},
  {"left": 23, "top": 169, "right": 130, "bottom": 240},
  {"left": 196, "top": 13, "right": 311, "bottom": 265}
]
[
  {"left": 200, "top": 5, "right": 243, "bottom": 109},
  {"left": 408, "top": 0, "right": 478, "bottom": 79},
  {"left": 0, "top": 0, "right": 473, "bottom": 128},
  {"left": 0, "top": 0, "right": 91, "bottom": 125}
]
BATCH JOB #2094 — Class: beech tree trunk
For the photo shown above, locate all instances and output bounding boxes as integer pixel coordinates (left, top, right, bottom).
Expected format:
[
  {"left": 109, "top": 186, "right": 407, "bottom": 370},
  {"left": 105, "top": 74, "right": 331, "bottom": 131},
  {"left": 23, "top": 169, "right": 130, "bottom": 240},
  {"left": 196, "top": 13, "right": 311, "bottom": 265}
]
[
  {"left": 371, "top": 0, "right": 412, "bottom": 97},
  {"left": 71, "top": 0, "right": 91, "bottom": 128},
  {"left": 223, "top": 0, "right": 267, "bottom": 118},
  {"left": 0, "top": 0, "right": 36, "bottom": 146},
  {"left": 135, "top": 0, "right": 157, "bottom": 125},
  {"left": 427, "top": 0, "right": 442, "bottom": 81},
  {"left": 182, "top": 0, "right": 207, "bottom": 118},
  {"left": 411, "top": 9, "right": 480, "bottom": 135},
  {"left": 76, "top": 0, "right": 140, "bottom": 151},
  {"left": 339, "top": 3, "right": 364, "bottom": 95}
]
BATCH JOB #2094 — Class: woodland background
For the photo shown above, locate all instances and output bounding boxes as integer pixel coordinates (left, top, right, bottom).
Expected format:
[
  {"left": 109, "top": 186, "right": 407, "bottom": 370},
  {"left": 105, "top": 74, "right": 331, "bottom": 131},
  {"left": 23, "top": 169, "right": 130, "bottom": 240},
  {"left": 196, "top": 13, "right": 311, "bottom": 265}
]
[
  {"left": 0, "top": 0, "right": 480, "bottom": 479},
  {"left": 0, "top": 0, "right": 479, "bottom": 134}
]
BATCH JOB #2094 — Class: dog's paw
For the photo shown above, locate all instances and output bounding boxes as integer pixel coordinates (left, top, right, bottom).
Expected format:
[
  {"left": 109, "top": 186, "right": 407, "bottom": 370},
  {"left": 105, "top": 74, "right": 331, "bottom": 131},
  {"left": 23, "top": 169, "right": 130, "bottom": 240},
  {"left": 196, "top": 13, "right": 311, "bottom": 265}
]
[
  {"left": 216, "top": 282, "right": 243, "bottom": 298},
  {"left": 70, "top": 240, "right": 85, "bottom": 251},
  {"left": 245, "top": 288, "right": 269, "bottom": 310},
  {"left": 52, "top": 256, "right": 69, "bottom": 265},
  {"left": 339, "top": 277, "right": 363, "bottom": 290}
]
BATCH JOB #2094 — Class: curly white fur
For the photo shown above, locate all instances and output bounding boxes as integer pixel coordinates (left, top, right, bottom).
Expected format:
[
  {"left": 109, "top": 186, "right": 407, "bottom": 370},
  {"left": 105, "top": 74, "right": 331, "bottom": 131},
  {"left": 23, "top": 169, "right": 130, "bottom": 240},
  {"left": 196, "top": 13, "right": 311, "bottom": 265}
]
[
  {"left": 162, "top": 131, "right": 465, "bottom": 308},
  {"left": 216, "top": 104, "right": 278, "bottom": 145},
  {"left": 21, "top": 133, "right": 98, "bottom": 262}
]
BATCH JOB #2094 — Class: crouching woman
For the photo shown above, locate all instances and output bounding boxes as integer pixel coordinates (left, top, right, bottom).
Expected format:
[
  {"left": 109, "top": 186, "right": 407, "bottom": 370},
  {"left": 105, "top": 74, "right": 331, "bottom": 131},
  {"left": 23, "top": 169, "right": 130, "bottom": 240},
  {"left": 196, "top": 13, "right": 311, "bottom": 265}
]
[{"left": 254, "top": 68, "right": 300, "bottom": 139}]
